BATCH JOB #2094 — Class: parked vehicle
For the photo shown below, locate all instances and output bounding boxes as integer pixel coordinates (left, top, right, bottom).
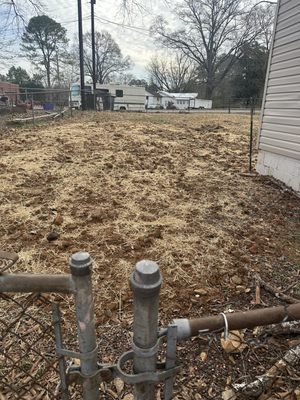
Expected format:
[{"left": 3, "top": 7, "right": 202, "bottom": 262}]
[
  {"left": 69, "top": 84, "right": 92, "bottom": 109},
  {"left": 69, "top": 83, "right": 145, "bottom": 111},
  {"left": 98, "top": 83, "right": 145, "bottom": 111}
]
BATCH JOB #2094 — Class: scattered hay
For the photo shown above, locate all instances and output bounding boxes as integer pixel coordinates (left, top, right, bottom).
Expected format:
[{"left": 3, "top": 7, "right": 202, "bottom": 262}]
[{"left": 0, "top": 111, "right": 299, "bottom": 398}]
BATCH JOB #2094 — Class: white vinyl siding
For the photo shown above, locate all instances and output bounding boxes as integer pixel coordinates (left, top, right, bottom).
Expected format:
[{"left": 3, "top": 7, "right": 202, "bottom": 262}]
[{"left": 258, "top": 0, "right": 300, "bottom": 162}]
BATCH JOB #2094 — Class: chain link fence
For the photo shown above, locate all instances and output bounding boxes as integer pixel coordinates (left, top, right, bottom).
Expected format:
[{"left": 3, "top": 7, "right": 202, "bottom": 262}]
[
  {"left": 172, "top": 317, "right": 300, "bottom": 400},
  {"left": 0, "top": 293, "right": 62, "bottom": 398},
  {"left": 0, "top": 86, "right": 263, "bottom": 120},
  {"left": 1, "top": 251, "right": 300, "bottom": 400},
  {"left": 0, "top": 88, "right": 71, "bottom": 130},
  {"left": 212, "top": 96, "right": 263, "bottom": 112}
]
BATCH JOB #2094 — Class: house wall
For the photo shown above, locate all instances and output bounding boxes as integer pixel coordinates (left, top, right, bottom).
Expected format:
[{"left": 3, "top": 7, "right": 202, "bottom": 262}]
[
  {"left": 194, "top": 99, "right": 213, "bottom": 109},
  {"left": 256, "top": 0, "right": 300, "bottom": 195},
  {"left": 174, "top": 98, "right": 190, "bottom": 109},
  {"left": 146, "top": 94, "right": 161, "bottom": 108},
  {"left": 161, "top": 96, "right": 173, "bottom": 108},
  {"left": 0, "top": 81, "right": 20, "bottom": 103},
  {"left": 257, "top": 151, "right": 300, "bottom": 193}
]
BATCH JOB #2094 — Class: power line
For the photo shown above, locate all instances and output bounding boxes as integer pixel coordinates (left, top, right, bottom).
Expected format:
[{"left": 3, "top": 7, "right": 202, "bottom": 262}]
[
  {"left": 46, "top": 4, "right": 77, "bottom": 13},
  {"left": 3, "top": 15, "right": 91, "bottom": 33},
  {"left": 94, "top": 15, "right": 150, "bottom": 37}
]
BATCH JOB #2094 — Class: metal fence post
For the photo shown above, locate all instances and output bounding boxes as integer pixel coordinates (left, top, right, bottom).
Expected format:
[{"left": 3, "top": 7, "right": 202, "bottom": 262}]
[
  {"left": 249, "top": 97, "right": 254, "bottom": 173},
  {"left": 31, "top": 94, "right": 35, "bottom": 125},
  {"left": 70, "top": 90, "right": 73, "bottom": 117},
  {"left": 69, "top": 252, "right": 99, "bottom": 400},
  {"left": 130, "top": 260, "right": 162, "bottom": 400}
]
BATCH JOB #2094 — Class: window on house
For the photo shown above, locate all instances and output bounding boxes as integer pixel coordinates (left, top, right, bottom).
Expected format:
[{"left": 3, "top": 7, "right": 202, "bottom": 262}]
[{"left": 116, "top": 90, "right": 123, "bottom": 97}]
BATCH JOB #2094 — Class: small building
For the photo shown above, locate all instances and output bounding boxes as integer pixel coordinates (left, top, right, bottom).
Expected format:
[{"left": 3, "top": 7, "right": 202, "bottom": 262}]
[
  {"left": 145, "top": 89, "right": 162, "bottom": 109},
  {"left": 256, "top": 0, "right": 300, "bottom": 195},
  {"left": 0, "top": 81, "right": 20, "bottom": 104},
  {"left": 145, "top": 90, "right": 212, "bottom": 110}
]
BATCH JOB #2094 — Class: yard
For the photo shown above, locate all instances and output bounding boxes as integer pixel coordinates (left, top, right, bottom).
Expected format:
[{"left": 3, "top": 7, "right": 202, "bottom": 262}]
[{"left": 0, "top": 111, "right": 299, "bottom": 399}]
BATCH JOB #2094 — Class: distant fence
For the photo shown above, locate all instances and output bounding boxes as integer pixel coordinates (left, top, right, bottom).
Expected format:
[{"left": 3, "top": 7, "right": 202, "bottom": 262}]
[
  {"left": 0, "top": 88, "right": 69, "bottom": 109},
  {"left": 0, "top": 88, "right": 71, "bottom": 123},
  {"left": 1, "top": 251, "right": 300, "bottom": 399},
  {"left": 213, "top": 97, "right": 263, "bottom": 111},
  {"left": 0, "top": 87, "right": 263, "bottom": 118}
]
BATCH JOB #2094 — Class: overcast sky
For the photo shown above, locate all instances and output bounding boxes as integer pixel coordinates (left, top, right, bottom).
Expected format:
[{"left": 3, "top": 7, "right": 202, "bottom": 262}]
[
  {"left": 1, "top": 0, "right": 277, "bottom": 79},
  {"left": 1, "top": 0, "right": 174, "bottom": 79}
]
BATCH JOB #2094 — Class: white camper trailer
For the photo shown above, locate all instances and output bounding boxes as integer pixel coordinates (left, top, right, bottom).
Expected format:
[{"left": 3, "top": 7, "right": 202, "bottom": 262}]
[
  {"left": 96, "top": 84, "right": 145, "bottom": 111},
  {"left": 69, "top": 83, "right": 145, "bottom": 111}
]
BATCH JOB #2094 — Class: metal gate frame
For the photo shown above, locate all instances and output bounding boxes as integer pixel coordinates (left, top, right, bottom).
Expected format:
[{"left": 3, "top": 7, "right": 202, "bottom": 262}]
[{"left": 1, "top": 251, "right": 300, "bottom": 399}]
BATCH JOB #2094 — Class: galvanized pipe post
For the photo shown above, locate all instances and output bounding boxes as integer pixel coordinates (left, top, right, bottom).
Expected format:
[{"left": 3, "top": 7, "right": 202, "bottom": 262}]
[
  {"left": 69, "top": 252, "right": 99, "bottom": 400},
  {"left": 31, "top": 94, "right": 35, "bottom": 125},
  {"left": 249, "top": 96, "right": 254, "bottom": 173},
  {"left": 130, "top": 260, "right": 162, "bottom": 400}
]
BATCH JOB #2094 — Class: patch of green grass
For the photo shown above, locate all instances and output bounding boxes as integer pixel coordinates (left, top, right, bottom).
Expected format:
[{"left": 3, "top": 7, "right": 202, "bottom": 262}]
[{"left": 19, "top": 360, "right": 31, "bottom": 372}]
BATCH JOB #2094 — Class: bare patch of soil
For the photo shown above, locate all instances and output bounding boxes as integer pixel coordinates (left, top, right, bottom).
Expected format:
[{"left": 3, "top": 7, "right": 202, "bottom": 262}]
[{"left": 0, "top": 111, "right": 299, "bottom": 399}]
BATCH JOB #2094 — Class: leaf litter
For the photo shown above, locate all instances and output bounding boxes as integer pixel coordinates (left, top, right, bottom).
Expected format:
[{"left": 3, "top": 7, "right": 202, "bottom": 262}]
[{"left": 0, "top": 111, "right": 299, "bottom": 398}]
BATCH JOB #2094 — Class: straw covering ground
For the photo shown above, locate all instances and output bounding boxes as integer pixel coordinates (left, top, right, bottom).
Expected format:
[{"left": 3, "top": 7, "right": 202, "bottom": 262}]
[{"left": 0, "top": 111, "right": 299, "bottom": 399}]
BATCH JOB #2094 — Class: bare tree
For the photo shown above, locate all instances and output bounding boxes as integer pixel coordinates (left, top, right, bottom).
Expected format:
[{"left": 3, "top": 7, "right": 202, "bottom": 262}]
[
  {"left": 147, "top": 53, "right": 198, "bottom": 92},
  {"left": 114, "top": 72, "right": 135, "bottom": 84},
  {"left": 150, "top": 0, "right": 266, "bottom": 99},
  {"left": 83, "top": 30, "right": 131, "bottom": 84},
  {"left": 0, "top": 0, "right": 42, "bottom": 60},
  {"left": 251, "top": 2, "right": 276, "bottom": 50},
  {"left": 0, "top": 0, "right": 42, "bottom": 29}
]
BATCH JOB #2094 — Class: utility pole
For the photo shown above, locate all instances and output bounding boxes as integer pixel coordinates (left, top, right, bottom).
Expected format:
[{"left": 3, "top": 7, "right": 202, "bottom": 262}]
[
  {"left": 91, "top": 0, "right": 96, "bottom": 109},
  {"left": 77, "top": 0, "right": 86, "bottom": 110}
]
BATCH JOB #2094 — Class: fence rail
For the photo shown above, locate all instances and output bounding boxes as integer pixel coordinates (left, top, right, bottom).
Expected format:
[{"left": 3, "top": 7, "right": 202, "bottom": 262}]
[
  {"left": 0, "top": 88, "right": 262, "bottom": 114},
  {"left": 1, "top": 251, "right": 299, "bottom": 399}
]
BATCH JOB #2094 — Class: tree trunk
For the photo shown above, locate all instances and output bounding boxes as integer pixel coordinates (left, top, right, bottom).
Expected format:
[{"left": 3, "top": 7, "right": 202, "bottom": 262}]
[
  {"left": 46, "top": 65, "right": 51, "bottom": 88},
  {"left": 205, "top": 83, "right": 214, "bottom": 100},
  {"left": 56, "top": 53, "right": 60, "bottom": 86}
]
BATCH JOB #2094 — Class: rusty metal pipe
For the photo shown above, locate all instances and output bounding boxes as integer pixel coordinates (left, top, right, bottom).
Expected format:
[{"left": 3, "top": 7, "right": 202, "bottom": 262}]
[
  {"left": 0, "top": 273, "right": 74, "bottom": 293},
  {"left": 173, "top": 303, "right": 300, "bottom": 340}
]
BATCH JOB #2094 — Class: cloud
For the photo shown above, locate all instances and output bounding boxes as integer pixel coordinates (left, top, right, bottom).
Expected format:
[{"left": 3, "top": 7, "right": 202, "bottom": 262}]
[
  {"left": 45, "top": 0, "right": 161, "bottom": 78},
  {"left": 0, "top": 0, "right": 174, "bottom": 78}
]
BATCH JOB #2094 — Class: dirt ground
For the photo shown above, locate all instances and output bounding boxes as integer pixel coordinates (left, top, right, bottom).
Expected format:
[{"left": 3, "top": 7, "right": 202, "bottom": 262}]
[{"left": 0, "top": 111, "right": 299, "bottom": 399}]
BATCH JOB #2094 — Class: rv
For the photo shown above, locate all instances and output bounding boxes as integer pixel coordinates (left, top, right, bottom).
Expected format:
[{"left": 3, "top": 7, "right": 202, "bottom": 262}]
[{"left": 69, "top": 83, "right": 145, "bottom": 111}]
